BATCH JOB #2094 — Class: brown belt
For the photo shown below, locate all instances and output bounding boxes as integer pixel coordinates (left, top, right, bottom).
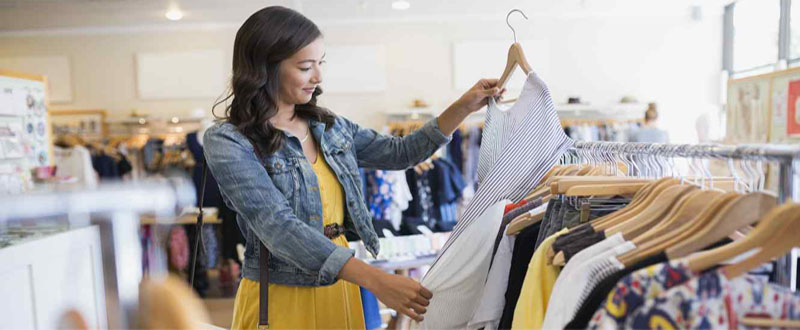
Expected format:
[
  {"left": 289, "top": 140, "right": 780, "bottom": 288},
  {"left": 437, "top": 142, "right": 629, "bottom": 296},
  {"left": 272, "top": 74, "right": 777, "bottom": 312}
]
[{"left": 258, "top": 223, "right": 346, "bottom": 329}]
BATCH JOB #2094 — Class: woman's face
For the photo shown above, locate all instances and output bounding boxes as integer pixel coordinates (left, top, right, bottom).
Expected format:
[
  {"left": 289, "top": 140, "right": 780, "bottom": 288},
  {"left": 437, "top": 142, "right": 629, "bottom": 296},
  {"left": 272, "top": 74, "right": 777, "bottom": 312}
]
[{"left": 278, "top": 37, "right": 325, "bottom": 106}]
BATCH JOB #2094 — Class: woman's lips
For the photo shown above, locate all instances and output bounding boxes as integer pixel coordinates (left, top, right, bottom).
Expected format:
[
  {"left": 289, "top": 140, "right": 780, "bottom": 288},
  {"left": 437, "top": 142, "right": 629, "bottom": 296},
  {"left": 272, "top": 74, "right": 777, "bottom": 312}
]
[{"left": 303, "top": 87, "right": 315, "bottom": 94}]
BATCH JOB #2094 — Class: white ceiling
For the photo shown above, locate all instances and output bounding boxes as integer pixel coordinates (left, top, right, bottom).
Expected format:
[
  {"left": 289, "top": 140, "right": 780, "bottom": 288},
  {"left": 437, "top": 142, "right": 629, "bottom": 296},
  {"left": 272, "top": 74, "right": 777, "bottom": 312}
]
[{"left": 0, "top": 0, "right": 733, "bottom": 32}]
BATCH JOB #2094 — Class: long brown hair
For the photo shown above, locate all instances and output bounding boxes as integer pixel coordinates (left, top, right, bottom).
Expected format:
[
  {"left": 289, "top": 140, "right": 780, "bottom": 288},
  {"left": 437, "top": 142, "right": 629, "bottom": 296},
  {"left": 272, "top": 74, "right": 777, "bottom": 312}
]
[{"left": 213, "top": 6, "right": 335, "bottom": 154}]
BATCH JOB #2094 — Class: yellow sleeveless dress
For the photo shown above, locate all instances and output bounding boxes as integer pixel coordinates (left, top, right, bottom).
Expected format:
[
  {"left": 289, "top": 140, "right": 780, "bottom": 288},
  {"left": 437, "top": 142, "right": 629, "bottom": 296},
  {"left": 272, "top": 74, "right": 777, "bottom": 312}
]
[{"left": 230, "top": 150, "right": 366, "bottom": 329}]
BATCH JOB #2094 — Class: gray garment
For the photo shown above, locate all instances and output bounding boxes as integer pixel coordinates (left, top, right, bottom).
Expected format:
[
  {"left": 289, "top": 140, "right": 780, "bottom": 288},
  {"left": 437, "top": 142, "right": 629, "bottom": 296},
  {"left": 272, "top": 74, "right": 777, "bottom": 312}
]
[
  {"left": 628, "top": 126, "right": 669, "bottom": 143},
  {"left": 501, "top": 197, "right": 544, "bottom": 224},
  {"left": 535, "top": 199, "right": 560, "bottom": 249}
]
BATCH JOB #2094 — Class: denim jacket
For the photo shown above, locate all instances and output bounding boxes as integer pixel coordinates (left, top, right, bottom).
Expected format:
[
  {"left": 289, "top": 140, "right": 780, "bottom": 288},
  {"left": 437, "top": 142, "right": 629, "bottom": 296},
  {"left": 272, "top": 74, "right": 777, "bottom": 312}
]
[{"left": 203, "top": 116, "right": 451, "bottom": 286}]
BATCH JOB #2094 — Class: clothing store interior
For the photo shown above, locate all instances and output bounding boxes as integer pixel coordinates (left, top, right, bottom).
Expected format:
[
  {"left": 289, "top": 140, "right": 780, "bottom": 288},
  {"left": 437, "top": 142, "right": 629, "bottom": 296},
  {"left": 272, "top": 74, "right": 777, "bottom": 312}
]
[{"left": 2, "top": 0, "right": 800, "bottom": 329}]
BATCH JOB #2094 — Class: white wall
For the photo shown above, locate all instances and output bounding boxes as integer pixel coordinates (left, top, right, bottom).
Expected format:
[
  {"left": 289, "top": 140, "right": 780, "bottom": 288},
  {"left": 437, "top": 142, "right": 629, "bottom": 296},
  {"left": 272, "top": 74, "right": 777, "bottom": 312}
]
[{"left": 0, "top": 12, "right": 722, "bottom": 143}]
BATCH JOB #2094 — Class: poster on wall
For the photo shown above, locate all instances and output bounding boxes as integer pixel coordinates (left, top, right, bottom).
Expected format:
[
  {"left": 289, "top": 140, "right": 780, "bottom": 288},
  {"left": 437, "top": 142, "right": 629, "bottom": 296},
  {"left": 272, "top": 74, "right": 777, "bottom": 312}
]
[
  {"left": 787, "top": 80, "right": 800, "bottom": 137},
  {"left": 0, "top": 73, "right": 50, "bottom": 193},
  {"left": 768, "top": 70, "right": 800, "bottom": 143},
  {"left": 726, "top": 78, "right": 771, "bottom": 143}
]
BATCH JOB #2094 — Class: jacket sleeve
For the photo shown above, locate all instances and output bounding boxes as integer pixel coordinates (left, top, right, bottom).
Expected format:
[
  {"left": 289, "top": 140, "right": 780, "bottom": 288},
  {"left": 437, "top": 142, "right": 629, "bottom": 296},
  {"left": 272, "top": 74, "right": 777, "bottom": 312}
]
[
  {"left": 342, "top": 116, "right": 452, "bottom": 170},
  {"left": 203, "top": 125, "right": 353, "bottom": 285}
]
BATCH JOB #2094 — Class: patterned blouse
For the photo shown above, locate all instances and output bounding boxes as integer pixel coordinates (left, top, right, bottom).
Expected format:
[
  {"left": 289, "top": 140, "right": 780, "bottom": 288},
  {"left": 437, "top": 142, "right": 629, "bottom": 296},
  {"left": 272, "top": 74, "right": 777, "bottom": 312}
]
[{"left": 623, "top": 269, "right": 800, "bottom": 329}]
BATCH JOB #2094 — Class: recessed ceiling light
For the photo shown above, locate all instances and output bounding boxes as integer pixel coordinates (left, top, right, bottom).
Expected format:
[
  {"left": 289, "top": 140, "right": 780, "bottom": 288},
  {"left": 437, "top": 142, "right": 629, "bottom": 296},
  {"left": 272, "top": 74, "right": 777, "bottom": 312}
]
[
  {"left": 392, "top": 0, "right": 410, "bottom": 10},
  {"left": 165, "top": 8, "right": 184, "bottom": 21}
]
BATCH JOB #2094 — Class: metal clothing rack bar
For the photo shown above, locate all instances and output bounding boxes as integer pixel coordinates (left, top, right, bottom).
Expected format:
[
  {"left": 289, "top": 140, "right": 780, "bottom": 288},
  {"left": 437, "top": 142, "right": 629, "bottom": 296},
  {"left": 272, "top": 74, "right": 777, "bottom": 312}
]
[
  {"left": 568, "top": 141, "right": 800, "bottom": 290},
  {"left": 0, "top": 178, "right": 195, "bottom": 328}
]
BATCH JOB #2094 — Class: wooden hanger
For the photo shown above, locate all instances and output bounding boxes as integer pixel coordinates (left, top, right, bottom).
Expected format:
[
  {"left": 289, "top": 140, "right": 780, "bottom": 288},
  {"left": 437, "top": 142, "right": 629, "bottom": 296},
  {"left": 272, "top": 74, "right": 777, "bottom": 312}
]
[
  {"left": 552, "top": 177, "right": 651, "bottom": 195},
  {"left": 139, "top": 275, "right": 211, "bottom": 329},
  {"left": 584, "top": 178, "right": 667, "bottom": 231},
  {"left": 565, "top": 183, "right": 647, "bottom": 197},
  {"left": 721, "top": 203, "right": 800, "bottom": 277},
  {"left": 665, "top": 192, "right": 778, "bottom": 261},
  {"left": 608, "top": 184, "right": 698, "bottom": 239},
  {"left": 497, "top": 10, "right": 532, "bottom": 90},
  {"left": 631, "top": 189, "right": 723, "bottom": 246},
  {"left": 506, "top": 207, "right": 547, "bottom": 235},
  {"left": 684, "top": 201, "right": 796, "bottom": 274},
  {"left": 616, "top": 192, "right": 738, "bottom": 266},
  {"left": 497, "top": 43, "right": 532, "bottom": 90},
  {"left": 739, "top": 318, "right": 800, "bottom": 329},
  {"left": 593, "top": 178, "right": 680, "bottom": 231},
  {"left": 548, "top": 179, "right": 661, "bottom": 265}
]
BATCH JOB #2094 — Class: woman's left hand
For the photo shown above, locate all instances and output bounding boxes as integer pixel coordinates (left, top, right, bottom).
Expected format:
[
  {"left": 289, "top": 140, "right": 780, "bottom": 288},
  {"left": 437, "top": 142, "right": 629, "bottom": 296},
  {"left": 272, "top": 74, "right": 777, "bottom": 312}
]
[{"left": 452, "top": 79, "right": 506, "bottom": 114}]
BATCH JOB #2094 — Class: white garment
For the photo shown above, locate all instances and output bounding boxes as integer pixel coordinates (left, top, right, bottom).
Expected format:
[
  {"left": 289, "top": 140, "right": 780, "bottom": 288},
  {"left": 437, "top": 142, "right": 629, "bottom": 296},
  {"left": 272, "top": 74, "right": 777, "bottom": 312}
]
[
  {"left": 467, "top": 232, "right": 516, "bottom": 330},
  {"left": 419, "top": 200, "right": 508, "bottom": 329},
  {"left": 384, "top": 170, "right": 413, "bottom": 230},
  {"left": 433, "top": 72, "right": 573, "bottom": 269},
  {"left": 53, "top": 145, "right": 97, "bottom": 187},
  {"left": 422, "top": 72, "right": 572, "bottom": 329},
  {"left": 541, "top": 242, "right": 635, "bottom": 329}
]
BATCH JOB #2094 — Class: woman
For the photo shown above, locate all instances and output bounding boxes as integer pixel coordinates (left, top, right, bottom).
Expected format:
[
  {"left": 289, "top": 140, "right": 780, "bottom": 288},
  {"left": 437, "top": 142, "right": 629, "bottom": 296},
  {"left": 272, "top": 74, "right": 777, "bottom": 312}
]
[
  {"left": 629, "top": 103, "right": 668, "bottom": 143},
  {"left": 204, "top": 6, "right": 505, "bottom": 329}
]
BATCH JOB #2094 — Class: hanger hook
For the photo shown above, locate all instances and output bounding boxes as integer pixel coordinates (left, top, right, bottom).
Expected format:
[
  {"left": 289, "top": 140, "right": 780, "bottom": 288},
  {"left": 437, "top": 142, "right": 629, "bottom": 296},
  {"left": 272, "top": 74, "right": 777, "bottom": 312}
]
[{"left": 506, "top": 9, "right": 528, "bottom": 44}]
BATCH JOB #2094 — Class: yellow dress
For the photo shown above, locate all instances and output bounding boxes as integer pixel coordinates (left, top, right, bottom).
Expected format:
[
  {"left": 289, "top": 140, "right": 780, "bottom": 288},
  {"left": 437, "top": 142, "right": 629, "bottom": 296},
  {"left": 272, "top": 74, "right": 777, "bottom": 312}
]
[{"left": 231, "top": 149, "right": 366, "bottom": 330}]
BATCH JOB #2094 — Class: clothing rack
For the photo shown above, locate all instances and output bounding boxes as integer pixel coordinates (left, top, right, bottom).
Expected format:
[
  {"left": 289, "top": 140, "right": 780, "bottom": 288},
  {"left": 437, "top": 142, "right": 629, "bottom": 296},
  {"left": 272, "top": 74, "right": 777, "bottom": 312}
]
[
  {"left": 568, "top": 141, "right": 800, "bottom": 289},
  {"left": 0, "top": 178, "right": 196, "bottom": 328}
]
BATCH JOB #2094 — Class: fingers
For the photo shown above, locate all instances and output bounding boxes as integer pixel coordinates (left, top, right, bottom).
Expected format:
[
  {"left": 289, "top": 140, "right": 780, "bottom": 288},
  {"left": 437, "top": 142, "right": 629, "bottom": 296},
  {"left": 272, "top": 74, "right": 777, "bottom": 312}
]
[
  {"left": 478, "top": 78, "right": 500, "bottom": 88},
  {"left": 419, "top": 286, "right": 433, "bottom": 300},
  {"left": 412, "top": 294, "right": 430, "bottom": 307},
  {"left": 482, "top": 87, "right": 502, "bottom": 96},
  {"left": 403, "top": 307, "right": 424, "bottom": 322},
  {"left": 410, "top": 301, "right": 427, "bottom": 315}
]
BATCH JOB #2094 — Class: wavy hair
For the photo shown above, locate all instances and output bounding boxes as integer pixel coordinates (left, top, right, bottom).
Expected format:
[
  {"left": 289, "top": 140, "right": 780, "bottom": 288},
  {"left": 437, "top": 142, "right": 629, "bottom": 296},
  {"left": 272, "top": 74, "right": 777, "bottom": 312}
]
[{"left": 213, "top": 6, "right": 335, "bottom": 154}]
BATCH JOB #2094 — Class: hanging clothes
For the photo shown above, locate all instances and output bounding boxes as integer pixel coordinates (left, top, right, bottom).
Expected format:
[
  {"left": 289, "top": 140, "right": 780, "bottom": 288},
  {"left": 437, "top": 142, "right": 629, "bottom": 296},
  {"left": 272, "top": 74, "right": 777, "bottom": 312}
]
[
  {"left": 53, "top": 145, "right": 97, "bottom": 187},
  {"left": 420, "top": 200, "right": 509, "bottom": 329},
  {"left": 623, "top": 270, "right": 800, "bottom": 329},
  {"left": 421, "top": 71, "right": 573, "bottom": 329}
]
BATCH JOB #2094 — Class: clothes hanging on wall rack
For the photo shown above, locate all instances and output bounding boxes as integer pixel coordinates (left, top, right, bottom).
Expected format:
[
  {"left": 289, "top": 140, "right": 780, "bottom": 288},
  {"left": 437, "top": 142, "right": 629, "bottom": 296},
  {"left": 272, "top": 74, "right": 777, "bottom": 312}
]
[
  {"left": 414, "top": 141, "right": 800, "bottom": 330},
  {"left": 53, "top": 144, "right": 97, "bottom": 187},
  {"left": 561, "top": 119, "right": 642, "bottom": 142}
]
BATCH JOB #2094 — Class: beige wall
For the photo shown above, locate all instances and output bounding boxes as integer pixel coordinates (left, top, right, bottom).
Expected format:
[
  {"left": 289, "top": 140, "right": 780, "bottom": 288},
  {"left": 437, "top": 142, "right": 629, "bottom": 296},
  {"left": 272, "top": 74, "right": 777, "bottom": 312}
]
[{"left": 0, "top": 13, "right": 723, "bottom": 142}]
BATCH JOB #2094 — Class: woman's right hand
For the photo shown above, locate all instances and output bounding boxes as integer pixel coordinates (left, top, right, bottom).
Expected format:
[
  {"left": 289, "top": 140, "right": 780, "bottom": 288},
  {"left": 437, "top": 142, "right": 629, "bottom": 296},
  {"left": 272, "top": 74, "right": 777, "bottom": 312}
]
[
  {"left": 369, "top": 272, "right": 433, "bottom": 322},
  {"left": 338, "top": 257, "right": 433, "bottom": 322}
]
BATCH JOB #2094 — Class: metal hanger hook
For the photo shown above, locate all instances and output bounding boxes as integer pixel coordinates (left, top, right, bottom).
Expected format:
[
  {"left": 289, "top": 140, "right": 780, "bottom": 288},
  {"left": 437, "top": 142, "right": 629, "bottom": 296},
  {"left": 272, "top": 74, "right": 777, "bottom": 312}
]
[{"left": 506, "top": 9, "right": 528, "bottom": 43}]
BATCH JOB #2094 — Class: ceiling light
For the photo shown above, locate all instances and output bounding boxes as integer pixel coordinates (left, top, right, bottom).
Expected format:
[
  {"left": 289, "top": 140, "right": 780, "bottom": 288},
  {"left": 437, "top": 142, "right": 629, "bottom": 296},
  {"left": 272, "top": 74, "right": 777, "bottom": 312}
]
[
  {"left": 392, "top": 0, "right": 410, "bottom": 10},
  {"left": 165, "top": 8, "right": 184, "bottom": 21}
]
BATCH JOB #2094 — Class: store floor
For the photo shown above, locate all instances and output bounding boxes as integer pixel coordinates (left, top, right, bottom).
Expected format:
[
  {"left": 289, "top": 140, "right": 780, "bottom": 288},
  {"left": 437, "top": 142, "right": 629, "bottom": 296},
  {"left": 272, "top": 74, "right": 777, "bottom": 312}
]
[
  {"left": 204, "top": 297, "right": 235, "bottom": 328},
  {"left": 202, "top": 269, "right": 237, "bottom": 328}
]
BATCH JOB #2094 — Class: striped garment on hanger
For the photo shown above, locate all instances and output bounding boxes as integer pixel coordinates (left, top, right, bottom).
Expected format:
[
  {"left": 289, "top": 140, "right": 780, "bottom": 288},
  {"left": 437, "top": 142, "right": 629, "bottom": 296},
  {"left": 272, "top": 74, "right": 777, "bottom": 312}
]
[{"left": 420, "top": 72, "right": 573, "bottom": 329}]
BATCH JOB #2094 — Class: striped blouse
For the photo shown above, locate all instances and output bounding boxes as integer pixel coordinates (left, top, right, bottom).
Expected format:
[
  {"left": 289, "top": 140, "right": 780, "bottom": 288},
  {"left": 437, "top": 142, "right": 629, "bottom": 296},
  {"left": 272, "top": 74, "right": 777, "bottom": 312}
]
[{"left": 420, "top": 72, "right": 573, "bottom": 329}]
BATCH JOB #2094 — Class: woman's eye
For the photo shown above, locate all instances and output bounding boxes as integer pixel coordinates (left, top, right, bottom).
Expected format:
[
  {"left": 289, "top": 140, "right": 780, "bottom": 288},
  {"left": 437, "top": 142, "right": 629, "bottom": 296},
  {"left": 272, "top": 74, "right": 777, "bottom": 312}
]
[{"left": 300, "top": 67, "right": 311, "bottom": 71}]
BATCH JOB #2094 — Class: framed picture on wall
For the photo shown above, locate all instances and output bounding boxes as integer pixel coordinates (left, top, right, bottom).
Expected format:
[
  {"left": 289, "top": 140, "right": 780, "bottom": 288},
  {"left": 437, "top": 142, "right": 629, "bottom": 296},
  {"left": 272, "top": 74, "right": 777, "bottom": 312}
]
[{"left": 50, "top": 109, "right": 107, "bottom": 141}]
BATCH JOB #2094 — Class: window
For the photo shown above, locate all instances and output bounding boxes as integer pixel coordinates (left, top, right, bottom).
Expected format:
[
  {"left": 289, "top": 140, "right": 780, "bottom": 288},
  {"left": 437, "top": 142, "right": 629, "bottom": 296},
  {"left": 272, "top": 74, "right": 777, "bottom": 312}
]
[
  {"left": 790, "top": 0, "right": 800, "bottom": 61},
  {"left": 732, "top": 0, "right": 781, "bottom": 73}
]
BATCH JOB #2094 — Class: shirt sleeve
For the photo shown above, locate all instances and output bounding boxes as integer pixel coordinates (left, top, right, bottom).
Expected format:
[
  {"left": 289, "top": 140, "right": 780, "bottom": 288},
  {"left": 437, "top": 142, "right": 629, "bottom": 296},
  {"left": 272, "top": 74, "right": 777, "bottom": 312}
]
[{"left": 341, "top": 116, "right": 452, "bottom": 170}]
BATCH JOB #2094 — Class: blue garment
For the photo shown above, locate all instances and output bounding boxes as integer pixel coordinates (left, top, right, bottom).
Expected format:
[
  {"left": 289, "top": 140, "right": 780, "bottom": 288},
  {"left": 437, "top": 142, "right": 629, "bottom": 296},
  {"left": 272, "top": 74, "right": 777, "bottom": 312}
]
[
  {"left": 463, "top": 126, "right": 482, "bottom": 189},
  {"left": 430, "top": 158, "right": 466, "bottom": 229},
  {"left": 142, "top": 139, "right": 163, "bottom": 173},
  {"left": 91, "top": 154, "right": 120, "bottom": 178},
  {"left": 360, "top": 287, "right": 382, "bottom": 329},
  {"left": 203, "top": 116, "right": 451, "bottom": 285},
  {"left": 365, "top": 170, "right": 394, "bottom": 221},
  {"left": 432, "top": 158, "right": 466, "bottom": 205},
  {"left": 403, "top": 169, "right": 437, "bottom": 230},
  {"left": 448, "top": 129, "right": 464, "bottom": 173},
  {"left": 187, "top": 131, "right": 224, "bottom": 208}
]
